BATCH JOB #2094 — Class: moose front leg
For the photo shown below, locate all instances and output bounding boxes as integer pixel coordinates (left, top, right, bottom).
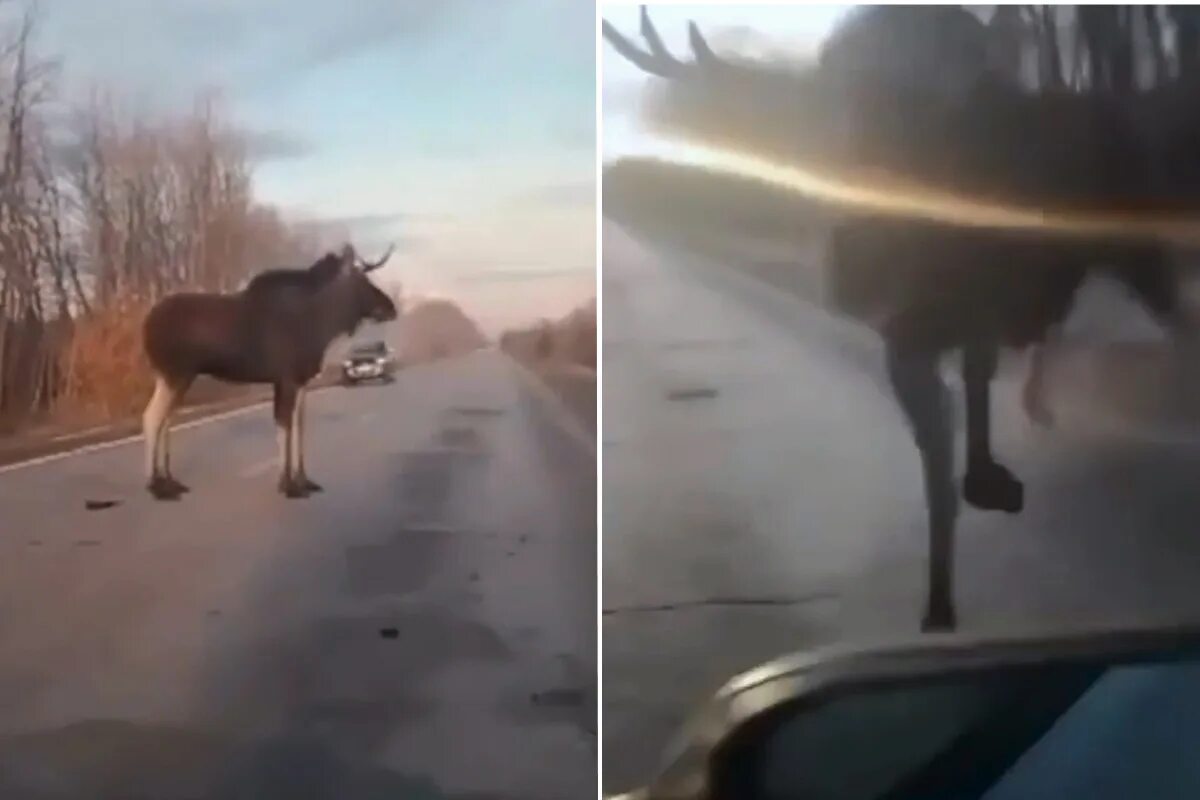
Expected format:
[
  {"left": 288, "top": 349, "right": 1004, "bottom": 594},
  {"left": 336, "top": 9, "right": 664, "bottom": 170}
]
[
  {"left": 887, "top": 344, "right": 959, "bottom": 631},
  {"left": 962, "top": 342, "right": 1023, "bottom": 513},
  {"left": 293, "top": 387, "right": 323, "bottom": 494},
  {"left": 274, "top": 382, "right": 310, "bottom": 499}
]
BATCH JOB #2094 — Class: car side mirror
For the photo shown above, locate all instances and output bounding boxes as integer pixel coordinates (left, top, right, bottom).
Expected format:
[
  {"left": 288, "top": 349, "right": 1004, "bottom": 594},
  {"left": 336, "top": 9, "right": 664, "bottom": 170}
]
[{"left": 616, "top": 623, "right": 1200, "bottom": 800}]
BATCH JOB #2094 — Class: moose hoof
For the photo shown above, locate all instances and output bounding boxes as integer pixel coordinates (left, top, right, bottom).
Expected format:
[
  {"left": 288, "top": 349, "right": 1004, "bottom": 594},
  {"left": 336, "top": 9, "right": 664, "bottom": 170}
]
[
  {"left": 922, "top": 602, "right": 957, "bottom": 633},
  {"left": 281, "top": 483, "right": 310, "bottom": 499},
  {"left": 278, "top": 476, "right": 311, "bottom": 499},
  {"left": 963, "top": 462, "right": 1023, "bottom": 514},
  {"left": 298, "top": 476, "right": 324, "bottom": 493},
  {"left": 1023, "top": 398, "right": 1055, "bottom": 429},
  {"left": 163, "top": 475, "right": 190, "bottom": 495},
  {"left": 147, "top": 475, "right": 185, "bottom": 501}
]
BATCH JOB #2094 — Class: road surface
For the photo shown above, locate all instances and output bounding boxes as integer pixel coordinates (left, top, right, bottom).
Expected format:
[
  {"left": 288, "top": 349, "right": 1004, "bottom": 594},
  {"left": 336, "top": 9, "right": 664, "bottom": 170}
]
[
  {"left": 602, "top": 223, "right": 1200, "bottom": 792},
  {"left": 0, "top": 349, "right": 596, "bottom": 800}
]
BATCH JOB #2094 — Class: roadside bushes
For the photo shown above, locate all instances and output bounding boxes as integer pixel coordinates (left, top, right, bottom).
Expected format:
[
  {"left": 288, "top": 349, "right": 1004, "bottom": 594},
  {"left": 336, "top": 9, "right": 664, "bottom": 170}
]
[
  {"left": 56, "top": 299, "right": 153, "bottom": 422},
  {"left": 499, "top": 298, "right": 596, "bottom": 370}
]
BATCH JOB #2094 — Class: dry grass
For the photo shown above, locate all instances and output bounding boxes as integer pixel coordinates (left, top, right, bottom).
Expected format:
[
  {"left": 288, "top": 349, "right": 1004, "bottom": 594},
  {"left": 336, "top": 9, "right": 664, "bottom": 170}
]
[
  {"left": 499, "top": 300, "right": 596, "bottom": 372},
  {"left": 55, "top": 299, "right": 154, "bottom": 424},
  {"left": 498, "top": 300, "right": 596, "bottom": 434},
  {"left": 51, "top": 298, "right": 272, "bottom": 428},
  {"left": 540, "top": 366, "right": 597, "bottom": 435}
]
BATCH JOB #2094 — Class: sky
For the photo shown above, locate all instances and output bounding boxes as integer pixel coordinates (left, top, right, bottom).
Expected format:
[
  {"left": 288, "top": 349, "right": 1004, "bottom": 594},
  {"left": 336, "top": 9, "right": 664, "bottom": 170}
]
[
  {"left": 27, "top": 0, "right": 595, "bottom": 336},
  {"left": 602, "top": 3, "right": 852, "bottom": 162}
]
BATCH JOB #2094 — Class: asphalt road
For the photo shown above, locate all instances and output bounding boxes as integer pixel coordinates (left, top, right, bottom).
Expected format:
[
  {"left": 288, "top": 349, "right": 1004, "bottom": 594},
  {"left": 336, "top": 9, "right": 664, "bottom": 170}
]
[
  {"left": 0, "top": 349, "right": 596, "bottom": 800},
  {"left": 602, "top": 223, "right": 1200, "bottom": 792}
]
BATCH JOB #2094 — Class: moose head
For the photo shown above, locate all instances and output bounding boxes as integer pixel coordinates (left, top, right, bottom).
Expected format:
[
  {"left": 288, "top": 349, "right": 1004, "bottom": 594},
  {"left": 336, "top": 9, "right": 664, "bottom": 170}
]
[
  {"left": 311, "top": 243, "right": 399, "bottom": 335},
  {"left": 603, "top": 6, "right": 1200, "bottom": 220}
]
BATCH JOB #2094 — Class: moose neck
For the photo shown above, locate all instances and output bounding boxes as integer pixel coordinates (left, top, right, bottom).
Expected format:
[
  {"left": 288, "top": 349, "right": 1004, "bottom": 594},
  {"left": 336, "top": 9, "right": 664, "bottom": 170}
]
[{"left": 312, "top": 280, "right": 366, "bottom": 349}]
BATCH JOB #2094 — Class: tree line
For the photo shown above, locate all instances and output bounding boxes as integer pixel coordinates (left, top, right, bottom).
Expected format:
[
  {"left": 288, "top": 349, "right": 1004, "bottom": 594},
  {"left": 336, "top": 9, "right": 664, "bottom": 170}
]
[
  {"left": 824, "top": 5, "right": 1200, "bottom": 94},
  {"left": 0, "top": 4, "right": 315, "bottom": 428}
]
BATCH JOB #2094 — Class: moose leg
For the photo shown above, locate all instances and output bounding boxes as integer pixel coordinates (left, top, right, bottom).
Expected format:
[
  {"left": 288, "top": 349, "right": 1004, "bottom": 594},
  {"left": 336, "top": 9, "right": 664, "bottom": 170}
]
[
  {"left": 293, "top": 388, "right": 323, "bottom": 493},
  {"left": 887, "top": 344, "right": 958, "bottom": 631},
  {"left": 962, "top": 342, "right": 1023, "bottom": 513},
  {"left": 144, "top": 376, "right": 186, "bottom": 500},
  {"left": 1113, "top": 256, "right": 1200, "bottom": 411},
  {"left": 158, "top": 376, "right": 193, "bottom": 495},
  {"left": 274, "top": 382, "right": 308, "bottom": 499},
  {"left": 1021, "top": 341, "right": 1055, "bottom": 429}
]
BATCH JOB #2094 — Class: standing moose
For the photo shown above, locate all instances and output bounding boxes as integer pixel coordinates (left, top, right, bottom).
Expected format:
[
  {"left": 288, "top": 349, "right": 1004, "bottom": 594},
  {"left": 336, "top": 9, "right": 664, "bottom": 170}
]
[
  {"left": 141, "top": 244, "right": 397, "bottom": 500},
  {"left": 603, "top": 7, "right": 1200, "bottom": 630}
]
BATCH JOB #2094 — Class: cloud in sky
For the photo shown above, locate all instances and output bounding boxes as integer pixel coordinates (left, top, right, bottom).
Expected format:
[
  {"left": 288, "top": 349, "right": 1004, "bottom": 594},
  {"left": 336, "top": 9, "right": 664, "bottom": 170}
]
[
  {"left": 516, "top": 179, "right": 595, "bottom": 209},
  {"left": 453, "top": 267, "right": 592, "bottom": 285},
  {"left": 233, "top": 129, "right": 316, "bottom": 162},
  {"left": 30, "top": 0, "right": 595, "bottom": 334},
  {"left": 31, "top": 0, "right": 476, "bottom": 104}
]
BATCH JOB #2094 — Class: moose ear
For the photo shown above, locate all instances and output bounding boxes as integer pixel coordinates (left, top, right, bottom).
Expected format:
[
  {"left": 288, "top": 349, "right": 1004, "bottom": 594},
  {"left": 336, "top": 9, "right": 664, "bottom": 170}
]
[
  {"left": 309, "top": 251, "right": 344, "bottom": 285},
  {"left": 338, "top": 244, "right": 357, "bottom": 271}
]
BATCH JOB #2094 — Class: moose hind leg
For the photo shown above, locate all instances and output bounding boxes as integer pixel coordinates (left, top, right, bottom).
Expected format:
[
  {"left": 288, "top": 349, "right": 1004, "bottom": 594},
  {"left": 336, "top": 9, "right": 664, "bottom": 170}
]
[
  {"left": 159, "top": 424, "right": 190, "bottom": 495},
  {"left": 962, "top": 343, "right": 1023, "bottom": 513},
  {"left": 1021, "top": 341, "right": 1056, "bottom": 429},
  {"left": 274, "top": 383, "right": 308, "bottom": 499},
  {"left": 887, "top": 345, "right": 959, "bottom": 631},
  {"left": 143, "top": 376, "right": 183, "bottom": 500},
  {"left": 293, "top": 388, "right": 323, "bottom": 493},
  {"left": 159, "top": 377, "right": 193, "bottom": 495}
]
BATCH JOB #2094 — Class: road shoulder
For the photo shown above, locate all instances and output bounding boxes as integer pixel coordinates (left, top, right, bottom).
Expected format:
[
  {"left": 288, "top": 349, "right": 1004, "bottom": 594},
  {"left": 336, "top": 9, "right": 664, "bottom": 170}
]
[{"left": 503, "top": 355, "right": 596, "bottom": 453}]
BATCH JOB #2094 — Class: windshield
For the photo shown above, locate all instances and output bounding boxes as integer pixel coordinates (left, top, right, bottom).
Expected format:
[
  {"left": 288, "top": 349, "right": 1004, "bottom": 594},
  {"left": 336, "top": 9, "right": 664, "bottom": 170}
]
[
  {"left": 350, "top": 343, "right": 386, "bottom": 356},
  {"left": 751, "top": 658, "right": 1200, "bottom": 800}
]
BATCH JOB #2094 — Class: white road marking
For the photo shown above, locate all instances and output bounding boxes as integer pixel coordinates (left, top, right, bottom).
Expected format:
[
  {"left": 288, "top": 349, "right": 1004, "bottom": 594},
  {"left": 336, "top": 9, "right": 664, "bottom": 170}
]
[
  {"left": 51, "top": 424, "right": 112, "bottom": 443},
  {"left": 0, "top": 400, "right": 272, "bottom": 475},
  {"left": 0, "top": 382, "right": 346, "bottom": 476}
]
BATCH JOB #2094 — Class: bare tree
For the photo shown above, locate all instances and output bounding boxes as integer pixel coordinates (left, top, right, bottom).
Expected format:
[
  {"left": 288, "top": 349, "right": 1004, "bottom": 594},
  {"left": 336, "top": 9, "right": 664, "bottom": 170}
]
[
  {"left": 0, "top": 2, "right": 65, "bottom": 421},
  {"left": 0, "top": 2, "right": 311, "bottom": 428}
]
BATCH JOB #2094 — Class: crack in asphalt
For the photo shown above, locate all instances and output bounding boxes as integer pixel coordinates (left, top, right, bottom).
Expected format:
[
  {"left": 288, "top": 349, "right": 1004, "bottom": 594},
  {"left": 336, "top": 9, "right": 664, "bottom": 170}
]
[{"left": 602, "top": 591, "right": 839, "bottom": 616}]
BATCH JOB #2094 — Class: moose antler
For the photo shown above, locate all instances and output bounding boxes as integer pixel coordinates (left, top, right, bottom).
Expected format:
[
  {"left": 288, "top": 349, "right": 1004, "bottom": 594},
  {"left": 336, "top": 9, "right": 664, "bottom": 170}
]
[
  {"left": 601, "top": 6, "right": 723, "bottom": 79},
  {"left": 357, "top": 243, "right": 395, "bottom": 272}
]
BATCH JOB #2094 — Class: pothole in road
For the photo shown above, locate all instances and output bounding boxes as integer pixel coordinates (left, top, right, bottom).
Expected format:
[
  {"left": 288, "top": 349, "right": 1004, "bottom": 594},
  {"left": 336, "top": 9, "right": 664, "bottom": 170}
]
[
  {"left": 203, "top": 609, "right": 512, "bottom": 752},
  {"left": 531, "top": 688, "right": 586, "bottom": 709},
  {"left": 396, "top": 450, "right": 456, "bottom": 521},
  {"left": 665, "top": 386, "right": 719, "bottom": 402},
  {"left": 396, "top": 447, "right": 489, "bottom": 526},
  {"left": 660, "top": 336, "right": 751, "bottom": 352},
  {"left": 343, "top": 527, "right": 457, "bottom": 598},
  {"left": 498, "top": 653, "right": 595, "bottom": 735},
  {"left": 294, "top": 696, "right": 433, "bottom": 753},
  {"left": 450, "top": 405, "right": 506, "bottom": 417},
  {"left": 500, "top": 680, "right": 595, "bottom": 736},
  {"left": 437, "top": 425, "right": 484, "bottom": 450}
]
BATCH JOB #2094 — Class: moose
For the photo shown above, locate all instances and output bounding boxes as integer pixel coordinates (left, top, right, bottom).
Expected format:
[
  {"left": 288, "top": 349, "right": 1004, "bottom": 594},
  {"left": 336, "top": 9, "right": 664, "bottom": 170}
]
[
  {"left": 603, "top": 8, "right": 1200, "bottom": 630},
  {"left": 141, "top": 244, "right": 397, "bottom": 500}
]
